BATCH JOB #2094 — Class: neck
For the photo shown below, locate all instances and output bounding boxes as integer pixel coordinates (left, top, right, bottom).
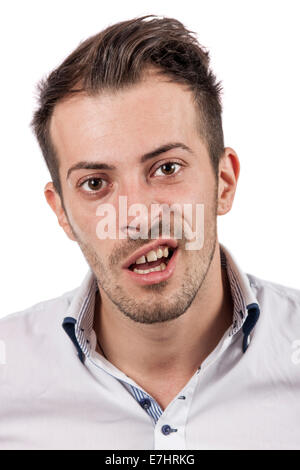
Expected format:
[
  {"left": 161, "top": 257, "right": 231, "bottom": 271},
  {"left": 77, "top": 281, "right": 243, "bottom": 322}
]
[{"left": 93, "top": 241, "right": 233, "bottom": 408}]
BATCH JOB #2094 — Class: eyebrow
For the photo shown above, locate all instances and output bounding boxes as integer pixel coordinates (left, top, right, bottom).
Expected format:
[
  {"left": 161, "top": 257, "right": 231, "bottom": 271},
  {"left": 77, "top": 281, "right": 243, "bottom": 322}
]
[{"left": 66, "top": 142, "right": 193, "bottom": 179}]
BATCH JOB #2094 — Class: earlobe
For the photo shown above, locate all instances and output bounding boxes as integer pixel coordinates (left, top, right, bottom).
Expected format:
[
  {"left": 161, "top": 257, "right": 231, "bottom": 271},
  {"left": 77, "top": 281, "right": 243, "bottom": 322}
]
[
  {"left": 44, "top": 182, "right": 77, "bottom": 242},
  {"left": 217, "top": 148, "right": 240, "bottom": 216}
]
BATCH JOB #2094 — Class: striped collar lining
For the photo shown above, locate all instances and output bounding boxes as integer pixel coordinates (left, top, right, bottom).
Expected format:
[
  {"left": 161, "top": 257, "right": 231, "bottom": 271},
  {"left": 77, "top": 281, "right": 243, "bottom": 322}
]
[{"left": 63, "top": 243, "right": 260, "bottom": 362}]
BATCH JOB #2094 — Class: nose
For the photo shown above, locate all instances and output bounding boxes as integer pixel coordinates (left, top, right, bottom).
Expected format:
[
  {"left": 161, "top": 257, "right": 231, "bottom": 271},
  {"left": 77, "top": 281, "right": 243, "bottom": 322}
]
[{"left": 116, "top": 180, "right": 162, "bottom": 238}]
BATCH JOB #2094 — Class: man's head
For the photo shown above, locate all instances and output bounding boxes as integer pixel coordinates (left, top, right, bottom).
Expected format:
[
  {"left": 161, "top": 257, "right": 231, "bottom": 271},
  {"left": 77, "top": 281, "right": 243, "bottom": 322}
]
[
  {"left": 31, "top": 15, "right": 239, "bottom": 324},
  {"left": 31, "top": 15, "right": 224, "bottom": 200}
]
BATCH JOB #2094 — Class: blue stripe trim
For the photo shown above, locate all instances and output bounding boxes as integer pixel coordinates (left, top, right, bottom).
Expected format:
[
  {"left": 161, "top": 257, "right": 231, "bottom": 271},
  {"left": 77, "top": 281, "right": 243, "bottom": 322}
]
[
  {"left": 76, "top": 279, "right": 97, "bottom": 357},
  {"left": 242, "top": 303, "right": 260, "bottom": 353},
  {"left": 129, "top": 384, "right": 163, "bottom": 423},
  {"left": 225, "top": 260, "right": 247, "bottom": 335},
  {"left": 62, "top": 317, "right": 85, "bottom": 363},
  {"left": 76, "top": 284, "right": 93, "bottom": 354}
]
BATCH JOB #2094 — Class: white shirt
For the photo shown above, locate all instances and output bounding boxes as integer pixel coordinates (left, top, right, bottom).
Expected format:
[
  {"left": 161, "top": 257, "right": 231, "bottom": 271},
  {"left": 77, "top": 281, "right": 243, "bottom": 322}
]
[{"left": 1, "top": 243, "right": 300, "bottom": 450}]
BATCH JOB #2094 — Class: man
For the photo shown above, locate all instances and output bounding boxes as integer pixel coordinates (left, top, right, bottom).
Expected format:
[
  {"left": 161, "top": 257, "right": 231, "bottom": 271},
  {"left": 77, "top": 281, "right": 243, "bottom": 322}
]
[{"left": 1, "top": 15, "right": 299, "bottom": 450}]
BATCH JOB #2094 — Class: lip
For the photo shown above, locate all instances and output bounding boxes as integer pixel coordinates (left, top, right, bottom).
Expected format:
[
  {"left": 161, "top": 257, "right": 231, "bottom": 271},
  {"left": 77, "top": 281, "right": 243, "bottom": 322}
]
[
  {"left": 121, "top": 238, "right": 178, "bottom": 270},
  {"left": 124, "top": 245, "right": 179, "bottom": 286}
]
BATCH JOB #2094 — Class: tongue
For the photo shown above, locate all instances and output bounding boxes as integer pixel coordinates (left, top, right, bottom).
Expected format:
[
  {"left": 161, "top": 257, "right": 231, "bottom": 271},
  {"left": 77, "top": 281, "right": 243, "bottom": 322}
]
[{"left": 131, "top": 258, "right": 165, "bottom": 270}]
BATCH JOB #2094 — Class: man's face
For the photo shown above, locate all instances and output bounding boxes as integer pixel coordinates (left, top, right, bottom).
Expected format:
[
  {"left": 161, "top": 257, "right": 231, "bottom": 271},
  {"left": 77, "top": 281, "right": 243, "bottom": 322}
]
[{"left": 49, "top": 71, "right": 220, "bottom": 324}]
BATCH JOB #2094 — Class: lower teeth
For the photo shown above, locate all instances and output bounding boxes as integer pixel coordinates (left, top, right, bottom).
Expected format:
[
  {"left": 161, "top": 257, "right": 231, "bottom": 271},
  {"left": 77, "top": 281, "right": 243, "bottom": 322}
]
[{"left": 133, "top": 262, "right": 167, "bottom": 274}]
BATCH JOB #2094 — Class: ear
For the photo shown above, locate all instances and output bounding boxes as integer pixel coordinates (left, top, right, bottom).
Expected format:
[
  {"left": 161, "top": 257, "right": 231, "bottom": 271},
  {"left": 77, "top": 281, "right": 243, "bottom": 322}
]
[
  {"left": 217, "top": 147, "right": 240, "bottom": 216},
  {"left": 44, "top": 182, "right": 77, "bottom": 241}
]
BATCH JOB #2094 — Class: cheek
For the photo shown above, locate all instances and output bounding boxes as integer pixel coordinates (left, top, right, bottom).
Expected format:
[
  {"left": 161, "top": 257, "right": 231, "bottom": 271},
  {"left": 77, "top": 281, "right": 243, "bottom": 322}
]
[
  {"left": 65, "top": 201, "right": 99, "bottom": 243},
  {"left": 69, "top": 205, "right": 117, "bottom": 258},
  {"left": 64, "top": 183, "right": 100, "bottom": 232},
  {"left": 178, "top": 183, "right": 216, "bottom": 237}
]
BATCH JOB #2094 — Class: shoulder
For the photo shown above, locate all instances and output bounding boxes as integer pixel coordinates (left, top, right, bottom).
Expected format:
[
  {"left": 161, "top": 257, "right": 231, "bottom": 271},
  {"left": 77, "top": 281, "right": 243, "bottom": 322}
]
[
  {"left": 0, "top": 285, "right": 82, "bottom": 386},
  {"left": 247, "top": 272, "right": 300, "bottom": 308},
  {"left": 246, "top": 272, "right": 300, "bottom": 341},
  {"left": 0, "top": 286, "right": 78, "bottom": 333},
  {"left": 0, "top": 285, "right": 85, "bottom": 412},
  {"left": 245, "top": 273, "right": 300, "bottom": 380}
]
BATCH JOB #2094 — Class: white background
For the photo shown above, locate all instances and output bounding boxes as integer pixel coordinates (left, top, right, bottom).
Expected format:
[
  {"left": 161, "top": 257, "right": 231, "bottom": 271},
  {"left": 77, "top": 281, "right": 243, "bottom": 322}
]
[{"left": 1, "top": 0, "right": 299, "bottom": 318}]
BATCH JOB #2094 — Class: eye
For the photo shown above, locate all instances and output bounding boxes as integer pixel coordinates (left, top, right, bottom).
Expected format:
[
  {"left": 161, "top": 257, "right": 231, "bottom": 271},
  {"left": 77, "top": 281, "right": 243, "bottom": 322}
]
[
  {"left": 79, "top": 177, "right": 108, "bottom": 193},
  {"left": 153, "top": 162, "right": 182, "bottom": 177}
]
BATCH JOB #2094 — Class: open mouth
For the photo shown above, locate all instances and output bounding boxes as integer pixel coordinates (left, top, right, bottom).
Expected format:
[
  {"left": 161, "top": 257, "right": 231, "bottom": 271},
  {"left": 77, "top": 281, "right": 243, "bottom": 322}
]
[
  {"left": 128, "top": 246, "right": 177, "bottom": 274},
  {"left": 122, "top": 239, "right": 179, "bottom": 285}
]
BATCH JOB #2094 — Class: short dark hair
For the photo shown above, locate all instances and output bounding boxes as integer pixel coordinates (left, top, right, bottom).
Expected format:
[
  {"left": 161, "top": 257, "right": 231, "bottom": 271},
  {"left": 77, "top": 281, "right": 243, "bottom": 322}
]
[{"left": 30, "top": 15, "right": 224, "bottom": 199}]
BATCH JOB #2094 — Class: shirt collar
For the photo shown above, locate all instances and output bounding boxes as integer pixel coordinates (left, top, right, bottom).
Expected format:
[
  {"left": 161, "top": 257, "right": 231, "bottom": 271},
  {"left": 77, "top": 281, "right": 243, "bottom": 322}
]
[
  {"left": 62, "top": 242, "right": 260, "bottom": 362},
  {"left": 219, "top": 243, "right": 261, "bottom": 351},
  {"left": 63, "top": 270, "right": 98, "bottom": 363}
]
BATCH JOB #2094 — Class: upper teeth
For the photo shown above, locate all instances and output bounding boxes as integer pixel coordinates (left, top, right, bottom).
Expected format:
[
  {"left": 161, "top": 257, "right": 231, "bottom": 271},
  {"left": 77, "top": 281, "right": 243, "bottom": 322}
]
[{"left": 135, "top": 246, "right": 169, "bottom": 264}]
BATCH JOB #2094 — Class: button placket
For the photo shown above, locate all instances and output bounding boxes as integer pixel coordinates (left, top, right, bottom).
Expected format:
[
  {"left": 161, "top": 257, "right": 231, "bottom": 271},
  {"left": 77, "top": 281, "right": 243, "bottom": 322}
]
[
  {"left": 161, "top": 424, "right": 177, "bottom": 435},
  {"left": 154, "top": 371, "right": 200, "bottom": 450},
  {"left": 139, "top": 398, "right": 151, "bottom": 410}
]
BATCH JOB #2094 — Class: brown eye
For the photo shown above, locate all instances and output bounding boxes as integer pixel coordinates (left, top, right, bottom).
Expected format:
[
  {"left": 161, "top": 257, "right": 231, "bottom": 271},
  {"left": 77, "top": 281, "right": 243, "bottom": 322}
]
[
  {"left": 80, "top": 177, "right": 106, "bottom": 192},
  {"left": 161, "top": 163, "right": 176, "bottom": 175},
  {"left": 154, "top": 162, "right": 181, "bottom": 177},
  {"left": 88, "top": 178, "right": 103, "bottom": 190}
]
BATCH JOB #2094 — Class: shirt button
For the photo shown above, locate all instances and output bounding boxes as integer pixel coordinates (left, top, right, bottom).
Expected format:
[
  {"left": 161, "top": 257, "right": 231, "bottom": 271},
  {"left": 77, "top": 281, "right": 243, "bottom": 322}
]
[
  {"left": 161, "top": 425, "right": 172, "bottom": 435},
  {"left": 140, "top": 398, "right": 151, "bottom": 410}
]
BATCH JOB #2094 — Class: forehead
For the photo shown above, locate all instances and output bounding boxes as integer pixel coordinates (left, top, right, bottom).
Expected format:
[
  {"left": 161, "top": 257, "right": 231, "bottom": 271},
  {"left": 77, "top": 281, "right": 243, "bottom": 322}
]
[{"left": 50, "top": 73, "right": 201, "bottom": 170}]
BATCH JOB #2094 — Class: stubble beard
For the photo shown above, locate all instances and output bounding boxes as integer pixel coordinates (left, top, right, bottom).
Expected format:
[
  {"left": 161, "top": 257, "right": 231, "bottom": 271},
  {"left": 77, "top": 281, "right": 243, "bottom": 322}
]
[{"left": 67, "top": 202, "right": 218, "bottom": 325}]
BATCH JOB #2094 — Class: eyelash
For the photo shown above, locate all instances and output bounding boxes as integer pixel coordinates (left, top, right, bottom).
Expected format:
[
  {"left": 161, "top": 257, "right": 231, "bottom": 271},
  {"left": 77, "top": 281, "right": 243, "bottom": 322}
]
[{"left": 78, "top": 161, "right": 183, "bottom": 195}]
